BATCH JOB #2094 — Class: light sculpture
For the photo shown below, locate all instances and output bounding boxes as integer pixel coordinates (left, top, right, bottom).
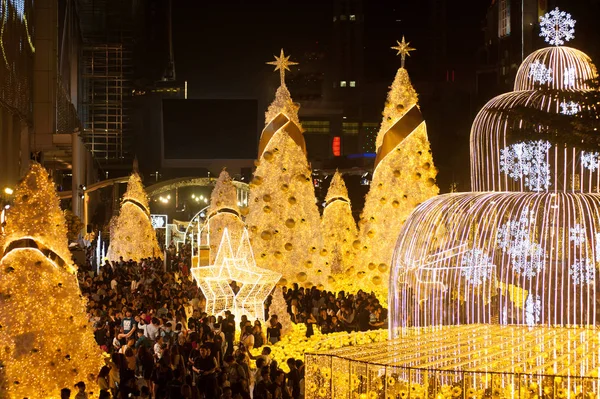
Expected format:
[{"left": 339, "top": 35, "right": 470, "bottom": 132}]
[
  {"left": 107, "top": 173, "right": 161, "bottom": 262},
  {"left": 357, "top": 38, "right": 438, "bottom": 296},
  {"left": 245, "top": 50, "right": 324, "bottom": 286},
  {"left": 306, "top": 10, "right": 600, "bottom": 399},
  {"left": 191, "top": 228, "right": 281, "bottom": 322},
  {"left": 0, "top": 163, "right": 105, "bottom": 398}
]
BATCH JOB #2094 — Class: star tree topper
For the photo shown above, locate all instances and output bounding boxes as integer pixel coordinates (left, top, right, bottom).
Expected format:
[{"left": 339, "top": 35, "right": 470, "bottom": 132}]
[
  {"left": 267, "top": 48, "right": 298, "bottom": 86},
  {"left": 391, "top": 36, "right": 415, "bottom": 68}
]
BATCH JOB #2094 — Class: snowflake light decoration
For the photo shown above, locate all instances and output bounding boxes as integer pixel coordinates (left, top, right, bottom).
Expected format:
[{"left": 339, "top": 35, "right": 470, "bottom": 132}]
[
  {"left": 560, "top": 101, "right": 580, "bottom": 115},
  {"left": 525, "top": 294, "right": 541, "bottom": 327},
  {"left": 528, "top": 61, "right": 553, "bottom": 85},
  {"left": 563, "top": 67, "right": 576, "bottom": 88},
  {"left": 497, "top": 206, "right": 546, "bottom": 278},
  {"left": 569, "top": 224, "right": 586, "bottom": 246},
  {"left": 499, "top": 140, "right": 552, "bottom": 191},
  {"left": 460, "top": 248, "right": 494, "bottom": 286},
  {"left": 569, "top": 258, "right": 595, "bottom": 285},
  {"left": 539, "top": 7, "right": 576, "bottom": 46},
  {"left": 581, "top": 151, "right": 599, "bottom": 172}
]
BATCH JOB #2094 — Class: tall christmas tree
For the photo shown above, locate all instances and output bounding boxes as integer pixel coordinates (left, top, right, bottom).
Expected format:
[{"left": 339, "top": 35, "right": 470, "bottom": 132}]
[
  {"left": 358, "top": 38, "right": 439, "bottom": 294},
  {"left": 207, "top": 169, "right": 245, "bottom": 263},
  {"left": 107, "top": 173, "right": 161, "bottom": 262},
  {"left": 246, "top": 49, "right": 324, "bottom": 286},
  {"left": 0, "top": 163, "right": 105, "bottom": 398},
  {"left": 321, "top": 172, "right": 358, "bottom": 277}
]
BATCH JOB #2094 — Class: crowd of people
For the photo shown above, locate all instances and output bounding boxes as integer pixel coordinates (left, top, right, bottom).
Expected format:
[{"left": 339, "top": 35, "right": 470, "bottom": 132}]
[{"left": 76, "top": 252, "right": 387, "bottom": 399}]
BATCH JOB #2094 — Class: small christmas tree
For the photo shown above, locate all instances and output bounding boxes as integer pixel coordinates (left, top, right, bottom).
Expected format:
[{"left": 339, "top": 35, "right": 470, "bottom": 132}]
[
  {"left": 269, "top": 287, "right": 292, "bottom": 335},
  {"left": 107, "top": 173, "right": 161, "bottom": 262},
  {"left": 0, "top": 163, "right": 105, "bottom": 398},
  {"left": 321, "top": 172, "right": 358, "bottom": 276},
  {"left": 206, "top": 170, "right": 245, "bottom": 263},
  {"left": 246, "top": 50, "right": 324, "bottom": 287},
  {"left": 358, "top": 40, "right": 439, "bottom": 295}
]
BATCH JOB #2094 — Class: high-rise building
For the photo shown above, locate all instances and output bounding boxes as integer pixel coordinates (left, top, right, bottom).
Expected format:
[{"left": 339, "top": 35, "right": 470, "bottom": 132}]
[{"left": 78, "top": 0, "right": 135, "bottom": 169}]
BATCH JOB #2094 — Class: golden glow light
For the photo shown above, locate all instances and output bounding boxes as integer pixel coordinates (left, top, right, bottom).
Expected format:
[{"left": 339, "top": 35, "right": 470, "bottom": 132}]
[
  {"left": 246, "top": 55, "right": 324, "bottom": 286},
  {"left": 0, "top": 163, "right": 105, "bottom": 399},
  {"left": 191, "top": 228, "right": 281, "bottom": 322},
  {"left": 107, "top": 173, "right": 161, "bottom": 262},
  {"left": 357, "top": 58, "right": 438, "bottom": 297}
]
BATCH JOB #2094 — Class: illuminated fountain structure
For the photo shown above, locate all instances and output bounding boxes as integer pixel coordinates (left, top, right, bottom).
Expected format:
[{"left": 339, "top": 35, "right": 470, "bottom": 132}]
[{"left": 306, "top": 9, "right": 600, "bottom": 399}]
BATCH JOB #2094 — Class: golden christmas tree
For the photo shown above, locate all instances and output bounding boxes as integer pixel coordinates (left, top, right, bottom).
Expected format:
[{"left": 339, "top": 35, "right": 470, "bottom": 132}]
[
  {"left": 206, "top": 169, "right": 245, "bottom": 263},
  {"left": 246, "top": 49, "right": 324, "bottom": 287},
  {"left": 358, "top": 39, "right": 439, "bottom": 295},
  {"left": 321, "top": 172, "right": 358, "bottom": 277},
  {"left": 0, "top": 163, "right": 105, "bottom": 398},
  {"left": 107, "top": 173, "right": 161, "bottom": 262}
]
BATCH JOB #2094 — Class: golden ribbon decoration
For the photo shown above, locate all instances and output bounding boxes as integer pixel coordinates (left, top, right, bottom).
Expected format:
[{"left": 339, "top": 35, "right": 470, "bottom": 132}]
[
  {"left": 258, "top": 113, "right": 306, "bottom": 158},
  {"left": 374, "top": 104, "right": 424, "bottom": 170}
]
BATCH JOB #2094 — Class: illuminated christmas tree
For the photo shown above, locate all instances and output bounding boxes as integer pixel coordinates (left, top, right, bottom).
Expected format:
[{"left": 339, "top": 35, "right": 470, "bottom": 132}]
[
  {"left": 207, "top": 169, "right": 245, "bottom": 263},
  {"left": 107, "top": 173, "right": 161, "bottom": 262},
  {"left": 358, "top": 38, "right": 439, "bottom": 294},
  {"left": 321, "top": 172, "right": 358, "bottom": 277},
  {"left": 0, "top": 163, "right": 105, "bottom": 398},
  {"left": 269, "top": 287, "right": 292, "bottom": 335},
  {"left": 246, "top": 50, "right": 324, "bottom": 286}
]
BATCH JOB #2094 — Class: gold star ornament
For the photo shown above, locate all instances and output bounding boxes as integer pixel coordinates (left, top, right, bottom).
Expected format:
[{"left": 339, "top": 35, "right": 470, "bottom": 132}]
[
  {"left": 391, "top": 36, "right": 416, "bottom": 68},
  {"left": 267, "top": 48, "right": 298, "bottom": 85}
]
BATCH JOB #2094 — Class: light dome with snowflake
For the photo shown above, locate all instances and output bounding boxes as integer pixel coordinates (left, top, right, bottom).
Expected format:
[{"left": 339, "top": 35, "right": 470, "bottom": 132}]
[{"left": 390, "top": 9, "right": 600, "bottom": 336}]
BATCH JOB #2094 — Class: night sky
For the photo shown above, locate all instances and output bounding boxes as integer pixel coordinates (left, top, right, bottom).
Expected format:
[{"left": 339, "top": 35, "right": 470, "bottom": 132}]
[{"left": 135, "top": 0, "right": 600, "bottom": 192}]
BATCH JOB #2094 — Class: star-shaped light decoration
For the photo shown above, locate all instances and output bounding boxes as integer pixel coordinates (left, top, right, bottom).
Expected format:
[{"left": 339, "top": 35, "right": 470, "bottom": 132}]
[
  {"left": 191, "top": 228, "right": 281, "bottom": 321},
  {"left": 391, "top": 36, "right": 415, "bottom": 68},
  {"left": 267, "top": 48, "right": 298, "bottom": 86}
]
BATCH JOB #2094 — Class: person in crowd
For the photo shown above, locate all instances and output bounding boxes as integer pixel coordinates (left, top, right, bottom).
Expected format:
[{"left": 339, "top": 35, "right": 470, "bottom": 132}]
[{"left": 266, "top": 315, "right": 282, "bottom": 345}]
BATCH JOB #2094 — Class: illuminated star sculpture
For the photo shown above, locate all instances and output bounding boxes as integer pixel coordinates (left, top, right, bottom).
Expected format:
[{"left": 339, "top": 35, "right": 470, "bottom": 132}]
[
  {"left": 191, "top": 228, "right": 281, "bottom": 321},
  {"left": 391, "top": 36, "right": 416, "bottom": 68},
  {"left": 267, "top": 48, "right": 298, "bottom": 86}
]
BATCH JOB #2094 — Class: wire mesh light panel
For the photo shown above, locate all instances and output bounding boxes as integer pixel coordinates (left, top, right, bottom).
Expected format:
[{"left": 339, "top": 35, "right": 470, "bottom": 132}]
[
  {"left": 470, "top": 46, "right": 600, "bottom": 193},
  {"left": 389, "top": 192, "right": 600, "bottom": 336}
]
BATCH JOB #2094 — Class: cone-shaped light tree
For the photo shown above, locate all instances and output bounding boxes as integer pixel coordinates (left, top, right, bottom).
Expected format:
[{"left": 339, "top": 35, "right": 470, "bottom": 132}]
[
  {"left": 358, "top": 38, "right": 439, "bottom": 294},
  {"left": 0, "top": 163, "right": 105, "bottom": 398},
  {"left": 207, "top": 169, "right": 245, "bottom": 263},
  {"left": 107, "top": 173, "right": 161, "bottom": 262},
  {"left": 246, "top": 49, "right": 324, "bottom": 286},
  {"left": 321, "top": 172, "right": 358, "bottom": 277}
]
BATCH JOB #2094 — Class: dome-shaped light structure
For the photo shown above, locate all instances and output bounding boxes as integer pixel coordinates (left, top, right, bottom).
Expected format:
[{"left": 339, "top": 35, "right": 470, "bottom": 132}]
[
  {"left": 389, "top": 192, "right": 600, "bottom": 332},
  {"left": 471, "top": 46, "right": 599, "bottom": 193},
  {"left": 514, "top": 47, "right": 597, "bottom": 91}
]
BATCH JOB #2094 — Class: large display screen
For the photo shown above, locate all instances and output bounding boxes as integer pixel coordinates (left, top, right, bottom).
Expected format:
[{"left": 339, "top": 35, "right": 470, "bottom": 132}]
[{"left": 162, "top": 99, "right": 258, "bottom": 160}]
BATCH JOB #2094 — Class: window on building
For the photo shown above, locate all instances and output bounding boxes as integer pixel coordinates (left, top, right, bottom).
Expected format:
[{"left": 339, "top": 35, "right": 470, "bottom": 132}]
[
  {"left": 303, "top": 121, "right": 330, "bottom": 135},
  {"left": 340, "top": 81, "right": 347, "bottom": 87},
  {"left": 349, "top": 14, "right": 356, "bottom": 21},
  {"left": 333, "top": 16, "right": 337, "bottom": 22},
  {"left": 342, "top": 122, "right": 359, "bottom": 135},
  {"left": 340, "top": 14, "right": 347, "bottom": 21},
  {"left": 349, "top": 81, "right": 356, "bottom": 87},
  {"left": 498, "top": 0, "right": 511, "bottom": 37}
]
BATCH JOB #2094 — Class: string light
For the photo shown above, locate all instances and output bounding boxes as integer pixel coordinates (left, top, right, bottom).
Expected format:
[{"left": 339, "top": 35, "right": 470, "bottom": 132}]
[
  {"left": 191, "top": 229, "right": 281, "bottom": 321},
  {"left": 0, "top": 163, "right": 104, "bottom": 398},
  {"left": 107, "top": 173, "right": 161, "bottom": 261}
]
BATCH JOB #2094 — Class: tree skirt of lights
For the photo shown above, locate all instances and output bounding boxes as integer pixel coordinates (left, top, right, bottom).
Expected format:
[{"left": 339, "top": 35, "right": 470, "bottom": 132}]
[{"left": 305, "top": 324, "right": 600, "bottom": 399}]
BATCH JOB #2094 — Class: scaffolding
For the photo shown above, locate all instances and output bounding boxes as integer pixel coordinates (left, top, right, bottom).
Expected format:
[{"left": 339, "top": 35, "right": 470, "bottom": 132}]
[{"left": 80, "top": 44, "right": 130, "bottom": 160}]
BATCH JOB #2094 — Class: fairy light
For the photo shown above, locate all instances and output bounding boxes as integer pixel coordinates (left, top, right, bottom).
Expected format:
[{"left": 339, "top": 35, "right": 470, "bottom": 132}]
[
  {"left": 107, "top": 173, "right": 161, "bottom": 262},
  {"left": 0, "top": 163, "right": 104, "bottom": 398},
  {"left": 358, "top": 43, "right": 438, "bottom": 296},
  {"left": 246, "top": 52, "right": 323, "bottom": 286},
  {"left": 320, "top": 172, "right": 358, "bottom": 277},
  {"left": 191, "top": 229, "right": 281, "bottom": 321},
  {"left": 205, "top": 170, "right": 244, "bottom": 264}
]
